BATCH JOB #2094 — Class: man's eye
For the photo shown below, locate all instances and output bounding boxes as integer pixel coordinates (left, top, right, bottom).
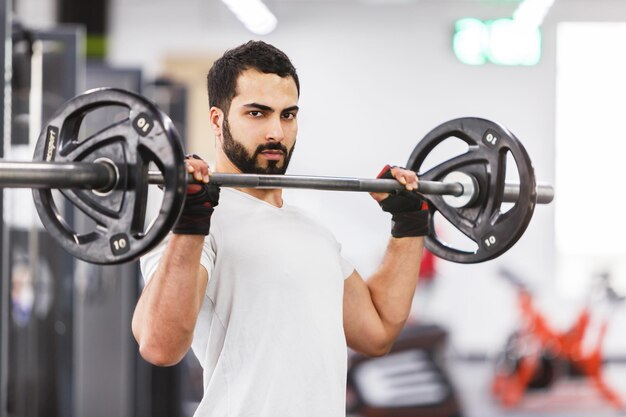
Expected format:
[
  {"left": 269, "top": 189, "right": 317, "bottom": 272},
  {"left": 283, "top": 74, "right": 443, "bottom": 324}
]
[
  {"left": 249, "top": 111, "right": 263, "bottom": 117},
  {"left": 282, "top": 112, "right": 296, "bottom": 120}
]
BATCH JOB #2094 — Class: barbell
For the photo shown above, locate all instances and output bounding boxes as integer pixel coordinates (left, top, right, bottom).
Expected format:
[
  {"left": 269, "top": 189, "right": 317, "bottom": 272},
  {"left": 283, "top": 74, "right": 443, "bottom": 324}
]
[{"left": 0, "top": 88, "right": 554, "bottom": 265}]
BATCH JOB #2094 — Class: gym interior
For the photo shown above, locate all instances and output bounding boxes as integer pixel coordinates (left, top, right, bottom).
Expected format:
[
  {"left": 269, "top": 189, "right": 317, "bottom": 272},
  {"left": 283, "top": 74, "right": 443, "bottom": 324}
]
[{"left": 1, "top": 0, "right": 626, "bottom": 416}]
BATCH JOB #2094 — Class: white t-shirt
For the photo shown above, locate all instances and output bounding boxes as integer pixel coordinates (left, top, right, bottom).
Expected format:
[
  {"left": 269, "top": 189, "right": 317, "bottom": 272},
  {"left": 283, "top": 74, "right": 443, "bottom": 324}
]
[{"left": 141, "top": 188, "right": 354, "bottom": 417}]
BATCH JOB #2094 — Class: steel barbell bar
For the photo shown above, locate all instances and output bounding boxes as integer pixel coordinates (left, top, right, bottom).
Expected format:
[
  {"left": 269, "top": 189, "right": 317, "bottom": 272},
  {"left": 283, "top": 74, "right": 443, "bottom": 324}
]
[
  {"left": 0, "top": 160, "right": 554, "bottom": 205},
  {"left": 150, "top": 172, "right": 554, "bottom": 204}
]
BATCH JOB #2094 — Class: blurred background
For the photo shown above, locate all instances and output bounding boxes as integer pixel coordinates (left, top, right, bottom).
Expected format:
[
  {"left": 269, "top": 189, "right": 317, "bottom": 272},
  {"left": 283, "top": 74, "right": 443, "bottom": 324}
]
[{"left": 1, "top": 0, "right": 626, "bottom": 416}]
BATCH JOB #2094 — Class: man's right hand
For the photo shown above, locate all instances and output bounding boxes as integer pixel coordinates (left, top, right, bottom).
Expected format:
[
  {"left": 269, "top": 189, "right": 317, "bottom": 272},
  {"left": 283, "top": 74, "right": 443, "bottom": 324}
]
[{"left": 172, "top": 154, "right": 220, "bottom": 236}]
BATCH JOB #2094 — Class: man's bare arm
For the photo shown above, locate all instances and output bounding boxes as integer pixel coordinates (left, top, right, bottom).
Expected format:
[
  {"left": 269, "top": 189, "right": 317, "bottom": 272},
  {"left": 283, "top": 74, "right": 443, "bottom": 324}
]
[
  {"left": 343, "top": 236, "right": 423, "bottom": 356},
  {"left": 132, "top": 235, "right": 208, "bottom": 366}
]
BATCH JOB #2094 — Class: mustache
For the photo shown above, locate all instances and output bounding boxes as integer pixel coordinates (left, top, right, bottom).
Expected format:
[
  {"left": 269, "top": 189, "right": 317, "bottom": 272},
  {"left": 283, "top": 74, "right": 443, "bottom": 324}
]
[{"left": 253, "top": 142, "right": 289, "bottom": 155}]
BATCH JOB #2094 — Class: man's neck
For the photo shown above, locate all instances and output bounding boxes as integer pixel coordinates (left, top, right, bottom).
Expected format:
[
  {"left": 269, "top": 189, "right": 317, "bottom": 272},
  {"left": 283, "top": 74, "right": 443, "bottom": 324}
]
[
  {"left": 237, "top": 187, "right": 284, "bottom": 208},
  {"left": 215, "top": 160, "right": 284, "bottom": 208}
]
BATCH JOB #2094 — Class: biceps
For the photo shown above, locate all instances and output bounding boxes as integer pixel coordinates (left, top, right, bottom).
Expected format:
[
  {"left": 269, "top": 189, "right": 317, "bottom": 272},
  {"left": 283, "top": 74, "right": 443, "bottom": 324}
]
[{"left": 343, "top": 272, "right": 387, "bottom": 351}]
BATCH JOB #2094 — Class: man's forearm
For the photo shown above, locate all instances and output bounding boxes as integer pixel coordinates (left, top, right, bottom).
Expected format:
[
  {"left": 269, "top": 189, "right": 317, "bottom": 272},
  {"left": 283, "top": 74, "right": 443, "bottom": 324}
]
[
  {"left": 132, "top": 234, "right": 208, "bottom": 366},
  {"left": 366, "top": 236, "right": 424, "bottom": 343}
]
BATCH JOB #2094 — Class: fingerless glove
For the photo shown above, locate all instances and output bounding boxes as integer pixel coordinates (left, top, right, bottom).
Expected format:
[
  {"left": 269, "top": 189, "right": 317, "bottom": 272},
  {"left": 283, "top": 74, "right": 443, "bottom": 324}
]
[
  {"left": 377, "top": 165, "right": 430, "bottom": 238},
  {"left": 172, "top": 155, "right": 220, "bottom": 236}
]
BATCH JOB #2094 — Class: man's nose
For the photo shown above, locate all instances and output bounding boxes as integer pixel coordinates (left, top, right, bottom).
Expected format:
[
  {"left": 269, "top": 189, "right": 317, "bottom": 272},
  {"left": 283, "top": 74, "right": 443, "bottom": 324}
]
[{"left": 266, "top": 116, "right": 285, "bottom": 142}]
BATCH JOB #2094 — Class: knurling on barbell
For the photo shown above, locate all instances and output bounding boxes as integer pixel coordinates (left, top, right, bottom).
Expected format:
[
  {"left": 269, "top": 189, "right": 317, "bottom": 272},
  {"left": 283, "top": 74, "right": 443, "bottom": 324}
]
[{"left": 0, "top": 88, "right": 554, "bottom": 265}]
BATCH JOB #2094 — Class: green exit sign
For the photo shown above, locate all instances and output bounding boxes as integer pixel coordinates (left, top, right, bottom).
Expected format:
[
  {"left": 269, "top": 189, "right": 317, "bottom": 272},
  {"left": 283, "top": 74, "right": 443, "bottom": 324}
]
[{"left": 453, "top": 18, "right": 542, "bottom": 66}]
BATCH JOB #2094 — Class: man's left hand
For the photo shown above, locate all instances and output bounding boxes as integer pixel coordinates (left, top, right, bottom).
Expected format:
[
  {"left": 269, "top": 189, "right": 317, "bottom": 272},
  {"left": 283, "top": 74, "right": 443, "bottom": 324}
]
[
  {"left": 370, "top": 165, "right": 419, "bottom": 202},
  {"left": 373, "top": 165, "right": 429, "bottom": 238}
]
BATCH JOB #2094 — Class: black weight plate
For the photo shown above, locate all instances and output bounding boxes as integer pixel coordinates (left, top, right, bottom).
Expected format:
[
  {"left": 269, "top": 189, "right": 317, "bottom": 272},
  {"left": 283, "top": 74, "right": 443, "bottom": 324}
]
[
  {"left": 32, "top": 88, "right": 187, "bottom": 264},
  {"left": 407, "top": 117, "right": 537, "bottom": 263}
]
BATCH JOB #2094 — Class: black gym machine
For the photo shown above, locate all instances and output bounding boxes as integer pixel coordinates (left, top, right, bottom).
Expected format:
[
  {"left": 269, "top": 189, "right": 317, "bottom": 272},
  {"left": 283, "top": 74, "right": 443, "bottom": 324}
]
[{"left": 0, "top": 6, "right": 197, "bottom": 417}]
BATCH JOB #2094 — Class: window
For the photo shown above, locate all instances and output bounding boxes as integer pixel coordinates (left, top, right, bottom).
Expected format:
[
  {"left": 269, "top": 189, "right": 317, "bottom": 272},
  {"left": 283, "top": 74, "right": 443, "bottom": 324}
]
[{"left": 556, "top": 22, "right": 626, "bottom": 297}]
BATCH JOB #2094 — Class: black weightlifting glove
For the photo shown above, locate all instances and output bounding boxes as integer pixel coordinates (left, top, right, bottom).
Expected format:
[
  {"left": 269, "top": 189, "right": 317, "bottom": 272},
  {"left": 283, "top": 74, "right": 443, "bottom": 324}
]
[
  {"left": 172, "top": 155, "right": 220, "bottom": 236},
  {"left": 377, "top": 165, "right": 430, "bottom": 238}
]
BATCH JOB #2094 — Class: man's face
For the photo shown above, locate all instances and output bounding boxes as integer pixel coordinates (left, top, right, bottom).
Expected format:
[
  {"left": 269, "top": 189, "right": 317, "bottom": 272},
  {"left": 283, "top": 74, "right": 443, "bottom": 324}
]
[{"left": 220, "top": 69, "right": 299, "bottom": 175}]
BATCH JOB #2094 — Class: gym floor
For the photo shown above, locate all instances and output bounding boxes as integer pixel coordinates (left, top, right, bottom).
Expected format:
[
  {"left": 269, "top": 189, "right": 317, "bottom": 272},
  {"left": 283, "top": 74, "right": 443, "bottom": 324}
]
[
  {"left": 179, "top": 356, "right": 626, "bottom": 417},
  {"left": 450, "top": 359, "right": 626, "bottom": 417}
]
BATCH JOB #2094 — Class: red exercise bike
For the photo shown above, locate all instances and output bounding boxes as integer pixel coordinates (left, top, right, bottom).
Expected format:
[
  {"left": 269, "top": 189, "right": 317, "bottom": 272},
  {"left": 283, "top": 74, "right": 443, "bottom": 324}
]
[{"left": 491, "top": 269, "right": 625, "bottom": 410}]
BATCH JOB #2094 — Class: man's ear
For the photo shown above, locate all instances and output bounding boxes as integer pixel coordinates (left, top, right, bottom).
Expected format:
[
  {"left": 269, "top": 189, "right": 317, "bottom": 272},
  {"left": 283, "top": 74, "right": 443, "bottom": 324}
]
[{"left": 209, "top": 107, "right": 224, "bottom": 139}]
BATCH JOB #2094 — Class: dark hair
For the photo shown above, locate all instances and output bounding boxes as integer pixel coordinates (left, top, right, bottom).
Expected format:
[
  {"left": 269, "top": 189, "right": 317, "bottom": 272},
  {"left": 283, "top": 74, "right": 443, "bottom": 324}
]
[{"left": 207, "top": 40, "right": 300, "bottom": 114}]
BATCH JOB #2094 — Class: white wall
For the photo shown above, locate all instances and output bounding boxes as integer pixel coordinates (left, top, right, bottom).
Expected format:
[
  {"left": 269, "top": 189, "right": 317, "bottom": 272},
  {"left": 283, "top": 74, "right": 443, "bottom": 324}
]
[{"left": 107, "top": 0, "right": 626, "bottom": 355}]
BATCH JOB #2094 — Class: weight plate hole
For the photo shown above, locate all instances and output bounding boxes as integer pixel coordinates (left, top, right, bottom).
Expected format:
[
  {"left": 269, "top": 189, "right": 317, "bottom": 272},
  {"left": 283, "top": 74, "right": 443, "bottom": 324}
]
[
  {"left": 500, "top": 149, "right": 521, "bottom": 214},
  {"left": 418, "top": 136, "right": 469, "bottom": 173},
  {"left": 141, "top": 161, "right": 170, "bottom": 236},
  {"left": 50, "top": 188, "right": 99, "bottom": 237},
  {"left": 75, "top": 105, "right": 129, "bottom": 146},
  {"left": 432, "top": 211, "right": 478, "bottom": 253}
]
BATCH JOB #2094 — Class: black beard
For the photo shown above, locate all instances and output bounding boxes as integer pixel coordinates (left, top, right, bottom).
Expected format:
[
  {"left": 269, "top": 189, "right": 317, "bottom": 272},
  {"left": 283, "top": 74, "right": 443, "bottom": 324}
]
[{"left": 221, "top": 118, "right": 295, "bottom": 175}]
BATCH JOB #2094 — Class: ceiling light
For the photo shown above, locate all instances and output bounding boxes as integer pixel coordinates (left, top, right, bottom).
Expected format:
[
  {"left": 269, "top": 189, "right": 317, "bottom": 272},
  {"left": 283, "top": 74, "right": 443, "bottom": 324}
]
[
  {"left": 221, "top": 0, "right": 278, "bottom": 35},
  {"left": 513, "top": 0, "right": 555, "bottom": 29}
]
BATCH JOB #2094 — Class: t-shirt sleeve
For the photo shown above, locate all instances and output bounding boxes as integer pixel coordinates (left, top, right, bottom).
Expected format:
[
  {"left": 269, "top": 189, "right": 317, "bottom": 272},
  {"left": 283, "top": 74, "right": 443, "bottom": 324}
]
[
  {"left": 139, "top": 234, "right": 170, "bottom": 285},
  {"left": 336, "top": 240, "right": 355, "bottom": 280},
  {"left": 139, "top": 232, "right": 216, "bottom": 286},
  {"left": 199, "top": 230, "right": 217, "bottom": 279},
  {"left": 340, "top": 255, "right": 354, "bottom": 280}
]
